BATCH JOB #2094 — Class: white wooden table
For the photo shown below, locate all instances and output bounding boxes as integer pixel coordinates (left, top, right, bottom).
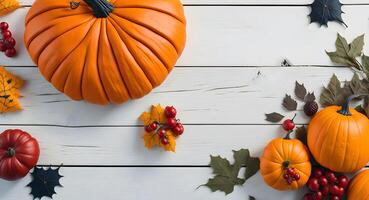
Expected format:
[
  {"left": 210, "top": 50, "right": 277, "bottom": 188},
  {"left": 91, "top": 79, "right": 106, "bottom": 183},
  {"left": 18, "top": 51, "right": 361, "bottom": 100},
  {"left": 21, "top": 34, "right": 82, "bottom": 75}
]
[{"left": 0, "top": 0, "right": 368, "bottom": 199}]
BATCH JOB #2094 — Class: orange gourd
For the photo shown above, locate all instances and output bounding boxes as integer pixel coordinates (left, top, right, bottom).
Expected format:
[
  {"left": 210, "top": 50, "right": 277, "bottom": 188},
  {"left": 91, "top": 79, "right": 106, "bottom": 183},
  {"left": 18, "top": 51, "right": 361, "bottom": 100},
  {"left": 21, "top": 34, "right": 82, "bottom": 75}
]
[
  {"left": 348, "top": 170, "right": 369, "bottom": 200},
  {"left": 308, "top": 97, "right": 369, "bottom": 173},
  {"left": 24, "top": 0, "right": 186, "bottom": 105},
  {"left": 260, "top": 134, "right": 311, "bottom": 191}
]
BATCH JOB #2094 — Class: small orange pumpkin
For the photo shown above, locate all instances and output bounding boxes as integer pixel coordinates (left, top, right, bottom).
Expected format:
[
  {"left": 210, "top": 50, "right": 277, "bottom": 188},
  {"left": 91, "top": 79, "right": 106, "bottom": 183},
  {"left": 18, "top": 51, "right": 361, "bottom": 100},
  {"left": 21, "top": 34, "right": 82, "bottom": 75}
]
[
  {"left": 348, "top": 170, "right": 369, "bottom": 200},
  {"left": 24, "top": 0, "right": 186, "bottom": 105},
  {"left": 260, "top": 134, "right": 311, "bottom": 191},
  {"left": 308, "top": 97, "right": 369, "bottom": 173}
]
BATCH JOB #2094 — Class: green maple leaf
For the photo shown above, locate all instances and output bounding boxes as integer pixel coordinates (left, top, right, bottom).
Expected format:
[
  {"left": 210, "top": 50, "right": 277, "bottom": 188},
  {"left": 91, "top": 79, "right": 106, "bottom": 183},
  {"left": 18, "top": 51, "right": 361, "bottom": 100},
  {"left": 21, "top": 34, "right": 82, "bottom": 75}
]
[{"left": 202, "top": 149, "right": 260, "bottom": 195}]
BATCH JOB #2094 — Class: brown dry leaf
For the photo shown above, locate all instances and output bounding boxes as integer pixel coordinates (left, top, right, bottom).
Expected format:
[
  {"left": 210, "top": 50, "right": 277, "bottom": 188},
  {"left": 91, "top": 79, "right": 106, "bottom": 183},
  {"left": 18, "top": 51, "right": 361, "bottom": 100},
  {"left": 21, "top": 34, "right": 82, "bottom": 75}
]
[
  {"left": 0, "top": 67, "right": 24, "bottom": 113},
  {"left": 0, "top": 0, "right": 20, "bottom": 17}
]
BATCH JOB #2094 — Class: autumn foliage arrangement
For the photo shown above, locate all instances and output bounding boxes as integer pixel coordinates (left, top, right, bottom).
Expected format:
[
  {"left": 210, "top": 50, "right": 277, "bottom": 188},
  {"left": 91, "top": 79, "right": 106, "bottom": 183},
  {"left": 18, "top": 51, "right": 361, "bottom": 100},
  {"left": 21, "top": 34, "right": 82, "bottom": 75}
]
[{"left": 139, "top": 105, "right": 184, "bottom": 152}]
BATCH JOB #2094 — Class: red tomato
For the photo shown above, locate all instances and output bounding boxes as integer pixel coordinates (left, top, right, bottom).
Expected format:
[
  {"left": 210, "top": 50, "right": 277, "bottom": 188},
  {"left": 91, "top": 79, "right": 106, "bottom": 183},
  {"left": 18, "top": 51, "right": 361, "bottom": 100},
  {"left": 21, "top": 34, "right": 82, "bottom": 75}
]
[{"left": 0, "top": 129, "right": 40, "bottom": 181}]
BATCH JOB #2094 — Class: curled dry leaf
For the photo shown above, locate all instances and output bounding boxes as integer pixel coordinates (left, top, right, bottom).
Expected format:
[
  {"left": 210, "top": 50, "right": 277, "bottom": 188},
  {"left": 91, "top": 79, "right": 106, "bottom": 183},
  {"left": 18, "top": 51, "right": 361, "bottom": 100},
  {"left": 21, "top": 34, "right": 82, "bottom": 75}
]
[
  {"left": 305, "top": 92, "right": 316, "bottom": 102},
  {"left": 295, "top": 81, "right": 307, "bottom": 100},
  {"left": 265, "top": 112, "right": 284, "bottom": 123},
  {"left": 0, "top": 0, "right": 20, "bottom": 17},
  {"left": 282, "top": 94, "right": 297, "bottom": 111},
  {"left": 0, "top": 67, "right": 24, "bottom": 113},
  {"left": 139, "top": 104, "right": 176, "bottom": 152}
]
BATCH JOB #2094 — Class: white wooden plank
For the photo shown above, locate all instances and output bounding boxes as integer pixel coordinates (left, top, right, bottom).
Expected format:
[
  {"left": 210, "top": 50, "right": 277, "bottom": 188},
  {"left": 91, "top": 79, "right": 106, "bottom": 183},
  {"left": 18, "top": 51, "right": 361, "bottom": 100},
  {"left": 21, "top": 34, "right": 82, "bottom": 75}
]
[
  {"left": 2, "top": 6, "right": 369, "bottom": 66},
  {"left": 0, "top": 167, "right": 305, "bottom": 200},
  {"left": 18, "top": 0, "right": 369, "bottom": 6},
  {"left": 1, "top": 66, "right": 353, "bottom": 126},
  {"left": 1, "top": 125, "right": 284, "bottom": 165}
]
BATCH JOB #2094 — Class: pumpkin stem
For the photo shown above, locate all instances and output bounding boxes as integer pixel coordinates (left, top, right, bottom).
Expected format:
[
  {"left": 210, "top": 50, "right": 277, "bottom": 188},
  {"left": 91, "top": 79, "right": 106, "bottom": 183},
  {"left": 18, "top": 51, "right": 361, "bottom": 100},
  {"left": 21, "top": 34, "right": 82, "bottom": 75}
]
[
  {"left": 83, "top": 0, "right": 114, "bottom": 18},
  {"left": 6, "top": 147, "right": 15, "bottom": 157},
  {"left": 337, "top": 95, "right": 365, "bottom": 116},
  {"left": 282, "top": 161, "right": 290, "bottom": 169}
]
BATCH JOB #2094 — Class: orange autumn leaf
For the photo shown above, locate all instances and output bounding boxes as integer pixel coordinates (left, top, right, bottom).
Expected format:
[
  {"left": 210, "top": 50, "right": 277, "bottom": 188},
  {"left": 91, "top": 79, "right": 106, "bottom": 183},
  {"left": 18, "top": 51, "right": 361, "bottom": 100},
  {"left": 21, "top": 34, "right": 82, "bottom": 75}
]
[
  {"left": 0, "top": 67, "right": 24, "bottom": 113},
  {"left": 139, "top": 104, "right": 176, "bottom": 152},
  {"left": 0, "top": 0, "right": 20, "bottom": 17}
]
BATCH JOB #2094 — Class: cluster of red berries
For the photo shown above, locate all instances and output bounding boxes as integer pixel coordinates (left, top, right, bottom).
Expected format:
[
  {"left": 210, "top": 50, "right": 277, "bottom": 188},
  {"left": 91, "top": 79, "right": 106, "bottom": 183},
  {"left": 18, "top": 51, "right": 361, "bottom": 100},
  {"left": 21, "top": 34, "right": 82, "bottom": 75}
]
[
  {"left": 0, "top": 22, "right": 16, "bottom": 57},
  {"left": 145, "top": 106, "right": 184, "bottom": 145},
  {"left": 283, "top": 167, "right": 300, "bottom": 185},
  {"left": 304, "top": 168, "right": 349, "bottom": 200}
]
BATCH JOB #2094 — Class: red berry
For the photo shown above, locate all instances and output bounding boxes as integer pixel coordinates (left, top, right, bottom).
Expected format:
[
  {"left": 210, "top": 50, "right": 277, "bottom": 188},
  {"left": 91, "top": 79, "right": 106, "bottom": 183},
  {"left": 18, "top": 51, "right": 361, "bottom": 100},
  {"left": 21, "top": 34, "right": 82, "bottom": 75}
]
[
  {"left": 307, "top": 178, "right": 320, "bottom": 191},
  {"left": 318, "top": 177, "right": 328, "bottom": 187},
  {"left": 283, "top": 174, "right": 289, "bottom": 180},
  {"left": 338, "top": 175, "right": 349, "bottom": 188},
  {"left": 293, "top": 173, "right": 300, "bottom": 181},
  {"left": 173, "top": 123, "right": 184, "bottom": 135},
  {"left": 158, "top": 129, "right": 166, "bottom": 138},
  {"left": 312, "top": 191, "right": 323, "bottom": 200},
  {"left": 286, "top": 178, "right": 293, "bottom": 185},
  {"left": 161, "top": 137, "right": 169, "bottom": 145},
  {"left": 165, "top": 106, "right": 177, "bottom": 118},
  {"left": 0, "top": 22, "right": 8, "bottom": 31},
  {"left": 330, "top": 185, "right": 344, "bottom": 196},
  {"left": 2, "top": 30, "right": 11, "bottom": 39},
  {"left": 282, "top": 119, "right": 295, "bottom": 131},
  {"left": 0, "top": 41, "right": 6, "bottom": 52},
  {"left": 312, "top": 168, "right": 324, "bottom": 178},
  {"left": 325, "top": 171, "right": 337, "bottom": 184},
  {"left": 145, "top": 126, "right": 153, "bottom": 132},
  {"left": 303, "top": 193, "right": 313, "bottom": 200},
  {"left": 148, "top": 122, "right": 158, "bottom": 131},
  {"left": 286, "top": 168, "right": 295, "bottom": 175},
  {"left": 321, "top": 186, "right": 329, "bottom": 196},
  {"left": 4, "top": 37, "right": 15, "bottom": 48},
  {"left": 330, "top": 195, "right": 341, "bottom": 200},
  {"left": 166, "top": 118, "right": 177, "bottom": 128},
  {"left": 5, "top": 48, "right": 16, "bottom": 57}
]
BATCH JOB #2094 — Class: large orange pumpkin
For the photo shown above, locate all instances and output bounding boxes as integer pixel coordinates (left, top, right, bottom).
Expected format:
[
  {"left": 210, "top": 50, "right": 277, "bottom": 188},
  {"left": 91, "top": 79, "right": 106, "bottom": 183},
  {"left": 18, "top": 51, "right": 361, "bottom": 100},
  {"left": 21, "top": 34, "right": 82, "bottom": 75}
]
[
  {"left": 260, "top": 136, "right": 311, "bottom": 191},
  {"left": 308, "top": 99, "right": 369, "bottom": 173},
  {"left": 348, "top": 170, "right": 369, "bottom": 200},
  {"left": 24, "top": 0, "right": 186, "bottom": 105}
]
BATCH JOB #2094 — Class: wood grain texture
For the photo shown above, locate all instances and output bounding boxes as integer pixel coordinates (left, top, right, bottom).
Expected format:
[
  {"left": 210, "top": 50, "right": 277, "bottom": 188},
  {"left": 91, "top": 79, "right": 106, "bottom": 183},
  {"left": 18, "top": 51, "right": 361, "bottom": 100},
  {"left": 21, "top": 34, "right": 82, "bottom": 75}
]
[
  {"left": 0, "top": 167, "right": 304, "bottom": 200},
  {"left": 1, "top": 125, "right": 284, "bottom": 165},
  {"left": 3, "top": 66, "right": 353, "bottom": 126},
  {"left": 2, "top": 6, "right": 369, "bottom": 66},
  {"left": 18, "top": 0, "right": 369, "bottom": 6}
]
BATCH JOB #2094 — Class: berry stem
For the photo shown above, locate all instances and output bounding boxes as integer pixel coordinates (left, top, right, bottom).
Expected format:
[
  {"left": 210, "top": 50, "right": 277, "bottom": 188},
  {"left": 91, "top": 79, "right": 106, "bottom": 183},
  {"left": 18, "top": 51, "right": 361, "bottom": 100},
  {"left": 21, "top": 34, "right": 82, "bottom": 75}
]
[
  {"left": 337, "top": 95, "right": 367, "bottom": 116},
  {"left": 284, "top": 130, "right": 293, "bottom": 140}
]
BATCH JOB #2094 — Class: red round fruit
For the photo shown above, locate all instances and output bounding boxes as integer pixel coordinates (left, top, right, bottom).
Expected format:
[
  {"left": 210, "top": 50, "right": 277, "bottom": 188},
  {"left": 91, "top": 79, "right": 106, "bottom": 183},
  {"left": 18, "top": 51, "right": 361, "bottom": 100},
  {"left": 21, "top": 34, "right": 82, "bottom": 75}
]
[
  {"left": 161, "top": 137, "right": 169, "bottom": 145},
  {"left": 165, "top": 106, "right": 177, "bottom": 118},
  {"left": 337, "top": 175, "right": 349, "bottom": 188},
  {"left": 4, "top": 37, "right": 15, "bottom": 48},
  {"left": 5, "top": 48, "right": 16, "bottom": 57},
  {"left": 148, "top": 122, "right": 158, "bottom": 132},
  {"left": 325, "top": 171, "right": 337, "bottom": 184},
  {"left": 318, "top": 177, "right": 328, "bottom": 187},
  {"left": 173, "top": 123, "right": 184, "bottom": 135},
  {"left": 283, "top": 174, "right": 289, "bottom": 180},
  {"left": 166, "top": 118, "right": 177, "bottom": 128},
  {"left": 286, "top": 168, "right": 295, "bottom": 175},
  {"left": 145, "top": 125, "right": 153, "bottom": 132},
  {"left": 330, "top": 195, "right": 341, "bottom": 200},
  {"left": 307, "top": 178, "right": 320, "bottom": 191},
  {"left": 0, "top": 41, "right": 6, "bottom": 52},
  {"left": 321, "top": 186, "right": 329, "bottom": 196},
  {"left": 0, "top": 22, "right": 9, "bottom": 31},
  {"left": 313, "top": 168, "right": 324, "bottom": 178},
  {"left": 158, "top": 129, "right": 166, "bottom": 138},
  {"left": 2, "top": 30, "right": 12, "bottom": 39},
  {"left": 330, "top": 185, "right": 344, "bottom": 196},
  {"left": 282, "top": 119, "right": 295, "bottom": 131},
  {"left": 312, "top": 191, "right": 323, "bottom": 200},
  {"left": 303, "top": 193, "right": 313, "bottom": 200},
  {"left": 293, "top": 173, "right": 300, "bottom": 180}
]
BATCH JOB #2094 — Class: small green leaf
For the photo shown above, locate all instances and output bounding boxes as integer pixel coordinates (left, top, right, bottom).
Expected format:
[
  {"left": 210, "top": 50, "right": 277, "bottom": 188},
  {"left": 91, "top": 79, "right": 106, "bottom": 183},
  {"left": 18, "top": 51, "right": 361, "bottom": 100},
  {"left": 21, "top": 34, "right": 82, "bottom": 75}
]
[
  {"left": 232, "top": 149, "right": 250, "bottom": 177},
  {"left": 295, "top": 81, "right": 307, "bottom": 100},
  {"left": 349, "top": 34, "right": 365, "bottom": 58},
  {"left": 362, "top": 55, "right": 369, "bottom": 78},
  {"left": 245, "top": 157, "right": 260, "bottom": 181},
  {"left": 204, "top": 176, "right": 236, "bottom": 195},
  {"left": 282, "top": 94, "right": 297, "bottom": 111},
  {"left": 265, "top": 112, "right": 284, "bottom": 123},
  {"left": 336, "top": 33, "right": 350, "bottom": 54},
  {"left": 349, "top": 73, "right": 367, "bottom": 95}
]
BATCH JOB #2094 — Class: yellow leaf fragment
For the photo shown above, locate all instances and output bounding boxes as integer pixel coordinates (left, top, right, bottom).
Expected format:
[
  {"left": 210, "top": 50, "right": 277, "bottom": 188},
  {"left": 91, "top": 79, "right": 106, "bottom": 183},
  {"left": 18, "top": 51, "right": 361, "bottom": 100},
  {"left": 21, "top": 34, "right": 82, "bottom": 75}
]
[
  {"left": 0, "top": 67, "right": 24, "bottom": 113},
  {"left": 159, "top": 131, "right": 176, "bottom": 152},
  {"left": 0, "top": 0, "right": 20, "bottom": 17}
]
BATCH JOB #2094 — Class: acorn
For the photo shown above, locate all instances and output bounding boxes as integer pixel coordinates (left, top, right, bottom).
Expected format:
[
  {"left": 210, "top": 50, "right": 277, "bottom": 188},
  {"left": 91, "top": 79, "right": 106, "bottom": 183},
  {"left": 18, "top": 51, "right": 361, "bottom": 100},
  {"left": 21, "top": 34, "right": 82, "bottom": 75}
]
[{"left": 304, "top": 101, "right": 319, "bottom": 117}]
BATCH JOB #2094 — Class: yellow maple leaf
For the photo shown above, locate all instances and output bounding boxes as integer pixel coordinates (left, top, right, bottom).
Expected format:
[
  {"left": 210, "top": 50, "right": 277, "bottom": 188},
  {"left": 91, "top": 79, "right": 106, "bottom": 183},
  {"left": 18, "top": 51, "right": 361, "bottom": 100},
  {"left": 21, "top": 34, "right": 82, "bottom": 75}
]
[
  {"left": 0, "top": 0, "right": 20, "bottom": 17},
  {"left": 143, "top": 132, "right": 160, "bottom": 149},
  {"left": 139, "top": 104, "right": 167, "bottom": 125},
  {"left": 0, "top": 67, "right": 24, "bottom": 113}
]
